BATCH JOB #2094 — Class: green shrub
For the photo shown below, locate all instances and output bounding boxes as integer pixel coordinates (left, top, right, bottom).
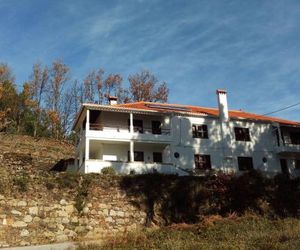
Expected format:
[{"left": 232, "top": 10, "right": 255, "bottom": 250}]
[
  {"left": 13, "top": 175, "right": 29, "bottom": 192},
  {"left": 57, "top": 172, "right": 79, "bottom": 189},
  {"left": 101, "top": 167, "right": 116, "bottom": 175},
  {"left": 45, "top": 181, "right": 55, "bottom": 190},
  {"left": 74, "top": 176, "right": 91, "bottom": 214}
]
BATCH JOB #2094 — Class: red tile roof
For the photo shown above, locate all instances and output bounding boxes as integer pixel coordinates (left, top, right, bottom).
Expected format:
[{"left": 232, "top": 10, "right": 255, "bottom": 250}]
[{"left": 116, "top": 101, "right": 300, "bottom": 126}]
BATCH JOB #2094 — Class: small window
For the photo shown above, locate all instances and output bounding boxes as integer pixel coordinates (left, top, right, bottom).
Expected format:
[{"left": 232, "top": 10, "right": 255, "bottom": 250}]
[
  {"left": 152, "top": 121, "right": 162, "bottom": 134},
  {"left": 295, "top": 160, "right": 300, "bottom": 170},
  {"left": 128, "top": 119, "right": 143, "bottom": 133},
  {"left": 194, "top": 154, "right": 211, "bottom": 170},
  {"left": 238, "top": 157, "right": 253, "bottom": 171},
  {"left": 192, "top": 124, "right": 208, "bottom": 139},
  {"left": 153, "top": 152, "right": 162, "bottom": 163},
  {"left": 127, "top": 151, "right": 144, "bottom": 162},
  {"left": 234, "top": 127, "right": 251, "bottom": 141}
]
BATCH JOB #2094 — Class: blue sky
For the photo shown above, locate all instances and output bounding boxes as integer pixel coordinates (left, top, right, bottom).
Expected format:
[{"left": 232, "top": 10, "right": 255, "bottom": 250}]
[{"left": 0, "top": 0, "right": 300, "bottom": 121}]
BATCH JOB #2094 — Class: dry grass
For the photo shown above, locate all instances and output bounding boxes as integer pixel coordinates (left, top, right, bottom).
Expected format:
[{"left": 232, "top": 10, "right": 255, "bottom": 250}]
[{"left": 77, "top": 215, "right": 300, "bottom": 250}]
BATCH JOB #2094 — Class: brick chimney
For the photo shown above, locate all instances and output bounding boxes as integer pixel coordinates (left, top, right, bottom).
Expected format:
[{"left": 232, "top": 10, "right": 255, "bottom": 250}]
[
  {"left": 216, "top": 89, "right": 229, "bottom": 122},
  {"left": 108, "top": 96, "right": 118, "bottom": 105}
]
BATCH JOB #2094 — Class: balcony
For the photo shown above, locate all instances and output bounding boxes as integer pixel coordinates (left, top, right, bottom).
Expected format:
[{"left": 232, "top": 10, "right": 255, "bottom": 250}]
[
  {"left": 86, "top": 123, "right": 172, "bottom": 143},
  {"left": 80, "top": 159, "right": 176, "bottom": 175},
  {"left": 276, "top": 142, "right": 300, "bottom": 155}
]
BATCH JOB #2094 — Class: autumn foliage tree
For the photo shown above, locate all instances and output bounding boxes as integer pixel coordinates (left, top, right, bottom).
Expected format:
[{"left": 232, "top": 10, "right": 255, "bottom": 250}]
[
  {"left": 128, "top": 70, "right": 169, "bottom": 102},
  {"left": 0, "top": 61, "right": 170, "bottom": 139}
]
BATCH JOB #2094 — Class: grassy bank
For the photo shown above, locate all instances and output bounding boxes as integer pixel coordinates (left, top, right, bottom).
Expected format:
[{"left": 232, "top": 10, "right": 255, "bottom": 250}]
[{"left": 78, "top": 215, "right": 300, "bottom": 250}]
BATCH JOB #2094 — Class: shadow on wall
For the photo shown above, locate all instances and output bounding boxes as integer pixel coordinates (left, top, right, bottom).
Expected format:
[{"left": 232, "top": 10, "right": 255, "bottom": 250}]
[{"left": 119, "top": 171, "right": 300, "bottom": 226}]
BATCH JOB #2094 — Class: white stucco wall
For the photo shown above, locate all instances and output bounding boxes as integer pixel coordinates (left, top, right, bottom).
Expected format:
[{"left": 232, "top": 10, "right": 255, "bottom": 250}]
[{"left": 75, "top": 108, "right": 300, "bottom": 176}]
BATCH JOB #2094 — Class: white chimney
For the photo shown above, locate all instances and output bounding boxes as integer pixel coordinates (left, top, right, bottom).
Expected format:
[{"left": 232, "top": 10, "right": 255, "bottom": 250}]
[
  {"left": 216, "top": 89, "right": 229, "bottom": 122},
  {"left": 108, "top": 96, "right": 118, "bottom": 105}
]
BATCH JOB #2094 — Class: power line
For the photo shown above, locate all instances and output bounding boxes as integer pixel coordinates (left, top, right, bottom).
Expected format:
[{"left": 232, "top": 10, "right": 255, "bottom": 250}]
[{"left": 262, "top": 102, "right": 300, "bottom": 116}]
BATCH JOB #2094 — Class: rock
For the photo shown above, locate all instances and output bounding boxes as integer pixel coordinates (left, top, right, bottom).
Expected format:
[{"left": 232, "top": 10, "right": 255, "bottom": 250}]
[
  {"left": 0, "top": 195, "right": 5, "bottom": 200},
  {"left": 75, "top": 226, "right": 85, "bottom": 233},
  {"left": 60, "top": 199, "right": 67, "bottom": 206},
  {"left": 23, "top": 215, "right": 33, "bottom": 223},
  {"left": 12, "top": 221, "right": 27, "bottom": 228},
  {"left": 82, "top": 207, "right": 89, "bottom": 214},
  {"left": 71, "top": 216, "right": 78, "bottom": 223},
  {"left": 61, "top": 217, "right": 69, "bottom": 224},
  {"left": 44, "top": 231, "right": 55, "bottom": 238},
  {"left": 109, "top": 210, "right": 116, "bottom": 216},
  {"left": 65, "top": 205, "right": 74, "bottom": 214},
  {"left": 57, "top": 210, "right": 68, "bottom": 217},
  {"left": 56, "top": 234, "right": 68, "bottom": 242},
  {"left": 11, "top": 210, "right": 22, "bottom": 216},
  {"left": 33, "top": 217, "right": 41, "bottom": 222},
  {"left": 28, "top": 207, "right": 38, "bottom": 215},
  {"left": 105, "top": 217, "right": 113, "bottom": 223},
  {"left": 117, "top": 211, "right": 125, "bottom": 217},
  {"left": 116, "top": 218, "right": 125, "bottom": 224},
  {"left": 2, "top": 218, "right": 7, "bottom": 225},
  {"left": 20, "top": 229, "right": 29, "bottom": 237},
  {"left": 99, "top": 203, "right": 107, "bottom": 209},
  {"left": 20, "top": 241, "right": 30, "bottom": 246},
  {"left": 58, "top": 224, "right": 64, "bottom": 231},
  {"left": 102, "top": 209, "right": 109, "bottom": 216},
  {"left": 17, "top": 201, "right": 27, "bottom": 207}
]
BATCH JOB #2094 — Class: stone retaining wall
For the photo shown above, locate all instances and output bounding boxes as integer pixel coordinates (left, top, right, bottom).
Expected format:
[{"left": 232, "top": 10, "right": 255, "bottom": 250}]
[{"left": 0, "top": 192, "right": 146, "bottom": 247}]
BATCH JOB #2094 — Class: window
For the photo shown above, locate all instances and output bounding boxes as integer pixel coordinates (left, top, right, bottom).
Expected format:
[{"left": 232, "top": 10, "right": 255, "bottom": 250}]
[
  {"left": 295, "top": 160, "right": 300, "bottom": 170},
  {"left": 192, "top": 124, "right": 208, "bottom": 139},
  {"left": 238, "top": 157, "right": 253, "bottom": 171},
  {"left": 127, "top": 151, "right": 144, "bottom": 162},
  {"left": 290, "top": 132, "right": 300, "bottom": 145},
  {"left": 128, "top": 119, "right": 143, "bottom": 133},
  {"left": 153, "top": 152, "right": 162, "bottom": 163},
  {"left": 194, "top": 154, "right": 211, "bottom": 170},
  {"left": 280, "top": 159, "right": 289, "bottom": 175},
  {"left": 234, "top": 127, "right": 251, "bottom": 141},
  {"left": 152, "top": 121, "right": 162, "bottom": 134}
]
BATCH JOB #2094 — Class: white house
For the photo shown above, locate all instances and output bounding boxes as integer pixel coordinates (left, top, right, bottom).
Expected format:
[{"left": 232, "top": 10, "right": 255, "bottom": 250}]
[{"left": 72, "top": 90, "right": 300, "bottom": 176}]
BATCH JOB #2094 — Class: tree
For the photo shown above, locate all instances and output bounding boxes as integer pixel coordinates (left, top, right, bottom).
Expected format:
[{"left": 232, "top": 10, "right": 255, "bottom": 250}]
[
  {"left": 46, "top": 60, "right": 70, "bottom": 138},
  {"left": 128, "top": 70, "right": 169, "bottom": 102},
  {"left": 0, "top": 63, "right": 15, "bottom": 83},
  {"left": 17, "top": 83, "right": 35, "bottom": 134},
  {"left": 103, "top": 73, "right": 123, "bottom": 103},
  {"left": 0, "top": 80, "right": 19, "bottom": 132},
  {"left": 83, "top": 68, "right": 104, "bottom": 103},
  {"left": 29, "top": 63, "right": 49, "bottom": 137}
]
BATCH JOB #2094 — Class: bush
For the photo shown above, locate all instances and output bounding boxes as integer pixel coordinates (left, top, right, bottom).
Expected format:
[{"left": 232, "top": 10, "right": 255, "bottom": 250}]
[
  {"left": 101, "top": 167, "right": 116, "bottom": 175},
  {"left": 74, "top": 176, "right": 91, "bottom": 214},
  {"left": 57, "top": 172, "right": 79, "bottom": 189},
  {"left": 13, "top": 175, "right": 29, "bottom": 192},
  {"left": 45, "top": 181, "right": 55, "bottom": 190}
]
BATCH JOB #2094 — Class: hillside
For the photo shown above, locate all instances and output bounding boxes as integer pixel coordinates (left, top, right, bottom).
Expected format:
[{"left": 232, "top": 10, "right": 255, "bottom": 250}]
[{"left": 0, "top": 133, "right": 74, "bottom": 175}]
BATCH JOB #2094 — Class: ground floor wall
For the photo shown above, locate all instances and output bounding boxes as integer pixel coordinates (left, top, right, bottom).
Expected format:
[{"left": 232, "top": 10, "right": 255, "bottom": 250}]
[{"left": 76, "top": 139, "right": 300, "bottom": 176}]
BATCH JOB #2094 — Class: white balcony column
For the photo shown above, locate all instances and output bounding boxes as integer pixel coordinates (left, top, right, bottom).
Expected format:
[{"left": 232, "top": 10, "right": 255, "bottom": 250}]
[
  {"left": 130, "top": 140, "right": 134, "bottom": 162},
  {"left": 130, "top": 112, "right": 134, "bottom": 134},
  {"left": 86, "top": 109, "right": 90, "bottom": 132},
  {"left": 85, "top": 138, "right": 90, "bottom": 161},
  {"left": 277, "top": 125, "right": 284, "bottom": 146}
]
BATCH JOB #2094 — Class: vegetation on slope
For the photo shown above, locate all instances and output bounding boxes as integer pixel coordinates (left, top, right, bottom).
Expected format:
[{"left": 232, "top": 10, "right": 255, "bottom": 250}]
[{"left": 78, "top": 215, "right": 300, "bottom": 250}]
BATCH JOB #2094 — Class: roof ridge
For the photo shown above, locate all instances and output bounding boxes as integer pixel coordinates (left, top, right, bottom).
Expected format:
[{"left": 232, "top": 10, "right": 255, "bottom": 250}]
[{"left": 92, "top": 101, "right": 300, "bottom": 126}]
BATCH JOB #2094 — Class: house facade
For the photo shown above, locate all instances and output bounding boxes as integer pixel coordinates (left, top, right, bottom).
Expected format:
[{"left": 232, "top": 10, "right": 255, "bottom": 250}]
[{"left": 72, "top": 90, "right": 300, "bottom": 176}]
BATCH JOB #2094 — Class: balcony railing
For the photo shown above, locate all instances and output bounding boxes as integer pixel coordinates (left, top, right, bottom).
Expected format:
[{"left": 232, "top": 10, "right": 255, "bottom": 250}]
[{"left": 89, "top": 123, "right": 171, "bottom": 135}]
